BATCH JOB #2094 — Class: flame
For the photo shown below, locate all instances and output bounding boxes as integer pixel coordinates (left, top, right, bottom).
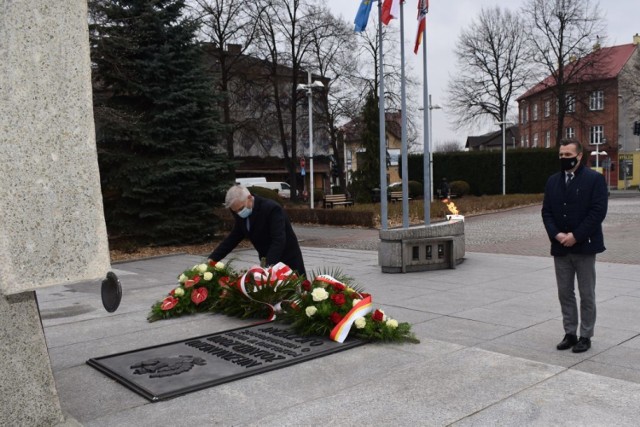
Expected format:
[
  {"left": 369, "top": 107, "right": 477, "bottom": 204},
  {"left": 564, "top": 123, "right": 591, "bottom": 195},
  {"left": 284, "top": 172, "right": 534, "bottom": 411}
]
[{"left": 442, "top": 198, "right": 459, "bottom": 215}]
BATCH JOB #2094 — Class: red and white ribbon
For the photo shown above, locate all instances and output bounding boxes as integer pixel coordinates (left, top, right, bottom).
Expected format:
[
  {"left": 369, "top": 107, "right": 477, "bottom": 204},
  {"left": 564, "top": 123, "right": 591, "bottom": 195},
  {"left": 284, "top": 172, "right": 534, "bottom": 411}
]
[
  {"left": 329, "top": 296, "right": 374, "bottom": 343},
  {"left": 237, "top": 263, "right": 296, "bottom": 320}
]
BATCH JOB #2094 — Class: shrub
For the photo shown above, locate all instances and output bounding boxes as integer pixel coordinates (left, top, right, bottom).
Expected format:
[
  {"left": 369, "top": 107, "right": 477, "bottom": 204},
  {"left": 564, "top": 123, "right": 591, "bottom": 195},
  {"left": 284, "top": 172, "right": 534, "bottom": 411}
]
[
  {"left": 287, "top": 208, "right": 376, "bottom": 227},
  {"left": 450, "top": 180, "right": 470, "bottom": 197},
  {"left": 407, "top": 180, "right": 423, "bottom": 198},
  {"left": 314, "top": 188, "right": 325, "bottom": 203}
]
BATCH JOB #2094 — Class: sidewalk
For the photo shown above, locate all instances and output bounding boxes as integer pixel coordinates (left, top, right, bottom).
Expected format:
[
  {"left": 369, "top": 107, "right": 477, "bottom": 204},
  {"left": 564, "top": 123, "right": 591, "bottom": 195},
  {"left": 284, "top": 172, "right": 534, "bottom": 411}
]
[{"left": 40, "top": 243, "right": 640, "bottom": 425}]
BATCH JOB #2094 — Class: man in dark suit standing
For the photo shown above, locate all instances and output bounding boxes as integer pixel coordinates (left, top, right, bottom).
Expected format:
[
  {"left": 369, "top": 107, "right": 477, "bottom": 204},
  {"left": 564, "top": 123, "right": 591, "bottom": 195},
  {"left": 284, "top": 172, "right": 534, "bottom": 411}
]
[
  {"left": 209, "top": 185, "right": 306, "bottom": 277},
  {"left": 542, "top": 140, "right": 608, "bottom": 353}
]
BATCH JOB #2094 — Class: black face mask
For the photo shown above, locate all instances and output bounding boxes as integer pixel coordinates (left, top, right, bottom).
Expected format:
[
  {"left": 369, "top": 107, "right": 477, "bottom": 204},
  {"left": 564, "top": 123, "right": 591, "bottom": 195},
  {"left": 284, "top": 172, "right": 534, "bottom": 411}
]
[{"left": 560, "top": 156, "right": 579, "bottom": 171}]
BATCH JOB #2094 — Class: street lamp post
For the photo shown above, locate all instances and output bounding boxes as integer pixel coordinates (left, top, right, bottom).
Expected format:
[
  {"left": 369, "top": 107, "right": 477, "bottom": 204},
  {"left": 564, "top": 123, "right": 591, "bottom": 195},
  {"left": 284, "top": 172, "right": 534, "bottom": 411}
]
[
  {"left": 297, "top": 71, "right": 324, "bottom": 209},
  {"left": 496, "top": 117, "right": 511, "bottom": 195},
  {"left": 428, "top": 95, "right": 441, "bottom": 201}
]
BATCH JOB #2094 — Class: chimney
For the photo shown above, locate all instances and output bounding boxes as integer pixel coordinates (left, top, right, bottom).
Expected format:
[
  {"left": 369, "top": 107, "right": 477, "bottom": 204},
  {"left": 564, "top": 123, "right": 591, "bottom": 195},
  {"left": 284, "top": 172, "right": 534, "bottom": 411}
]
[
  {"left": 634, "top": 33, "right": 640, "bottom": 45},
  {"left": 226, "top": 44, "right": 242, "bottom": 55}
]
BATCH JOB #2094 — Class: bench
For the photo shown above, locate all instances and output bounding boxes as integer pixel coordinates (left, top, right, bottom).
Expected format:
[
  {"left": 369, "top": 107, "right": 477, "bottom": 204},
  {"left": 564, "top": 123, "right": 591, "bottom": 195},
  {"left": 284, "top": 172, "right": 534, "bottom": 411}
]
[
  {"left": 389, "top": 191, "right": 411, "bottom": 202},
  {"left": 323, "top": 194, "right": 354, "bottom": 208}
]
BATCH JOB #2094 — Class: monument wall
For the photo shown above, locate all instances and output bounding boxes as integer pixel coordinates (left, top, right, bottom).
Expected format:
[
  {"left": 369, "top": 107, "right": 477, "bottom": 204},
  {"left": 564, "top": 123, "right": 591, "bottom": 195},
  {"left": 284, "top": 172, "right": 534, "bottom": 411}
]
[{"left": 1, "top": 1, "right": 112, "bottom": 424}]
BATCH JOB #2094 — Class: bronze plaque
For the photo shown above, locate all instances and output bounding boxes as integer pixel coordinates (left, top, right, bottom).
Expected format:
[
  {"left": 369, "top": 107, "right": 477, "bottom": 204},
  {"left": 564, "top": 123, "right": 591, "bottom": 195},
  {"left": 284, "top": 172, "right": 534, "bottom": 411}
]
[{"left": 87, "top": 323, "right": 364, "bottom": 401}]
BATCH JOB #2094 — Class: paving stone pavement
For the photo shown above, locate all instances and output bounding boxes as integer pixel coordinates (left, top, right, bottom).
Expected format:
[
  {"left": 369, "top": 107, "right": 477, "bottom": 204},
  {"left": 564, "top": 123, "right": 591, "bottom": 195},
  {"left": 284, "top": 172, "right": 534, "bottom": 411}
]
[{"left": 38, "top": 192, "right": 640, "bottom": 426}]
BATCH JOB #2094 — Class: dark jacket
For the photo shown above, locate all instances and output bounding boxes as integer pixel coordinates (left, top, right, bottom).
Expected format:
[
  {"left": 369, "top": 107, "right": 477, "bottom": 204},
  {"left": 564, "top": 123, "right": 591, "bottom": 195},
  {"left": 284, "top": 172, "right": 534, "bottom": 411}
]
[
  {"left": 541, "top": 164, "right": 608, "bottom": 256},
  {"left": 209, "top": 195, "right": 306, "bottom": 276}
]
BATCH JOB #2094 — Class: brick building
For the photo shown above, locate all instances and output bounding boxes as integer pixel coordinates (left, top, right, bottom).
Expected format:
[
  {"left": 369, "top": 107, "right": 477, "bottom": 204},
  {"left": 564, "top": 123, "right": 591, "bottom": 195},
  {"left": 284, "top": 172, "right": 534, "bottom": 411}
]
[{"left": 517, "top": 35, "right": 640, "bottom": 188}]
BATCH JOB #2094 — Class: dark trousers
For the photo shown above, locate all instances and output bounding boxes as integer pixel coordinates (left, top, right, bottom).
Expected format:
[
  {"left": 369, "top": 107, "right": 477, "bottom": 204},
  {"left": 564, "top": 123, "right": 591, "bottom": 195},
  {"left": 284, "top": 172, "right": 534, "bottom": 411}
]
[{"left": 554, "top": 253, "right": 597, "bottom": 338}]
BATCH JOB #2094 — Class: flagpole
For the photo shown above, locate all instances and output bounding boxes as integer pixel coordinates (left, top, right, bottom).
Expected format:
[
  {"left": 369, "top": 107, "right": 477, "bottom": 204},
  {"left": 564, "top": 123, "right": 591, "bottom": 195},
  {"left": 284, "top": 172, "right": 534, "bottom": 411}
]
[
  {"left": 399, "top": 1, "right": 409, "bottom": 229},
  {"left": 378, "top": 0, "right": 388, "bottom": 231},
  {"left": 422, "top": 3, "right": 430, "bottom": 225}
]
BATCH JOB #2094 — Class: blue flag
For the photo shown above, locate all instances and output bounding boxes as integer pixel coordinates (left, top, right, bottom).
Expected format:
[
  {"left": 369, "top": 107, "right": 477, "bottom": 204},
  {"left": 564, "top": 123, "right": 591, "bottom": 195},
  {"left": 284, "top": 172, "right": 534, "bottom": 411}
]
[{"left": 354, "top": 0, "right": 374, "bottom": 32}]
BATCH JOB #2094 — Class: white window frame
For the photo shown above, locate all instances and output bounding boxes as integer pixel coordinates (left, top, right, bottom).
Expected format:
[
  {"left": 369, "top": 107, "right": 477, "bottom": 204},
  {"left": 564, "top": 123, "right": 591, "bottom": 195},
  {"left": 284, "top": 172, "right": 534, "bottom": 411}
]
[
  {"left": 533, "top": 133, "right": 539, "bottom": 148},
  {"left": 589, "top": 90, "right": 604, "bottom": 111},
  {"left": 532, "top": 103, "right": 538, "bottom": 121},
  {"left": 566, "top": 127, "right": 575, "bottom": 139},
  {"left": 543, "top": 99, "right": 550, "bottom": 117},
  {"left": 545, "top": 130, "right": 551, "bottom": 148},
  {"left": 566, "top": 93, "right": 576, "bottom": 113},
  {"left": 589, "top": 125, "right": 604, "bottom": 145}
]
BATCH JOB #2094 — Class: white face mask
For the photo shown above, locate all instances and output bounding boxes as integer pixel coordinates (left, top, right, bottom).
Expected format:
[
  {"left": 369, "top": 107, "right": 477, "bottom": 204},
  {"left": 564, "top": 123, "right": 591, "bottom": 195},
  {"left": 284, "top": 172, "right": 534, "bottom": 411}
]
[{"left": 237, "top": 206, "right": 252, "bottom": 218}]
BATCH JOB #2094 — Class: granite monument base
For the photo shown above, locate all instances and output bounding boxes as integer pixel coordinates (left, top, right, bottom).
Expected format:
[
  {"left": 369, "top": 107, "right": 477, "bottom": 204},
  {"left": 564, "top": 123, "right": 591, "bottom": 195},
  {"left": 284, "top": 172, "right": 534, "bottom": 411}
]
[
  {"left": 0, "top": 292, "right": 65, "bottom": 425},
  {"left": 379, "top": 220, "right": 465, "bottom": 273}
]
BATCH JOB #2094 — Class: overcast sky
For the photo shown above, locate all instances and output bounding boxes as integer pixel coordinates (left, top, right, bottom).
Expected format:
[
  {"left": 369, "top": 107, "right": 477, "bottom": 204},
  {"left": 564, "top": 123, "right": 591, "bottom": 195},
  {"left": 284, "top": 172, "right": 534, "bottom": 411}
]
[{"left": 325, "top": 0, "right": 639, "bottom": 149}]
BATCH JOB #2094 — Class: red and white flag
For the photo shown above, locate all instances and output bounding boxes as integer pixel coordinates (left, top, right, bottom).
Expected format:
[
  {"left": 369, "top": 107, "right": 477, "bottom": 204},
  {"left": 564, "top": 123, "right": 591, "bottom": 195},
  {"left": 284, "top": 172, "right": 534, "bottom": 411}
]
[
  {"left": 381, "top": 0, "right": 401, "bottom": 25},
  {"left": 414, "top": 0, "right": 429, "bottom": 54}
]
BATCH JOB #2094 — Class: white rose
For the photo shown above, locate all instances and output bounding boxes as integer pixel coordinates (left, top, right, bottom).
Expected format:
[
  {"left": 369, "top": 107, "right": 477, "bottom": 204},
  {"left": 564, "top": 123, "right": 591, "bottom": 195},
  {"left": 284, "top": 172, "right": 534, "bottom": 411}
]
[
  {"left": 197, "top": 263, "right": 208, "bottom": 273},
  {"left": 215, "top": 261, "right": 225, "bottom": 270},
  {"left": 386, "top": 319, "right": 399, "bottom": 329},
  {"left": 179, "top": 274, "right": 187, "bottom": 284},
  {"left": 311, "top": 288, "right": 329, "bottom": 302},
  {"left": 354, "top": 317, "right": 367, "bottom": 329},
  {"left": 352, "top": 298, "right": 362, "bottom": 307},
  {"left": 305, "top": 306, "right": 318, "bottom": 317},
  {"left": 203, "top": 272, "right": 213, "bottom": 281},
  {"left": 173, "top": 287, "right": 185, "bottom": 297}
]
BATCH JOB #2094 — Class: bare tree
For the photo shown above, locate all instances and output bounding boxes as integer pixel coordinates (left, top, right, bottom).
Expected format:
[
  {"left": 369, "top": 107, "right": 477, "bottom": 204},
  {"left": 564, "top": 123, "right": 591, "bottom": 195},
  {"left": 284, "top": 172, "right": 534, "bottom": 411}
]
[
  {"left": 447, "top": 6, "right": 531, "bottom": 130},
  {"left": 436, "top": 140, "right": 465, "bottom": 153},
  {"left": 522, "top": 0, "right": 607, "bottom": 143},
  {"left": 194, "top": 0, "right": 267, "bottom": 160},
  {"left": 305, "top": 5, "right": 358, "bottom": 191}
]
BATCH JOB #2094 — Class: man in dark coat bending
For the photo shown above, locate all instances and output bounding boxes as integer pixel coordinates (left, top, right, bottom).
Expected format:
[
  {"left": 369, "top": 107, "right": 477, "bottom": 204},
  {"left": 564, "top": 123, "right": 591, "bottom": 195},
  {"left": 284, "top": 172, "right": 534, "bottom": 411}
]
[
  {"left": 208, "top": 185, "right": 306, "bottom": 277},
  {"left": 542, "top": 139, "right": 608, "bottom": 353}
]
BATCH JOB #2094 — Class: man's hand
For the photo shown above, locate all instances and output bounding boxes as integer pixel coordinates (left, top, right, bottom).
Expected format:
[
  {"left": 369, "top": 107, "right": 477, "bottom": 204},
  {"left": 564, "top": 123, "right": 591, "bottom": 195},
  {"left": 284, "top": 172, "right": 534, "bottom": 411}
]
[{"left": 556, "top": 232, "right": 576, "bottom": 247}]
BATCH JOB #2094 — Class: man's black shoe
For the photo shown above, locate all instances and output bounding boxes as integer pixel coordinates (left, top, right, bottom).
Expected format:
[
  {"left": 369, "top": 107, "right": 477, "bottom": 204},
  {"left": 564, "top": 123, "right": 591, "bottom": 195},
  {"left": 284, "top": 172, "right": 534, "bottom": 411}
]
[
  {"left": 572, "top": 337, "right": 591, "bottom": 353},
  {"left": 556, "top": 333, "right": 578, "bottom": 350}
]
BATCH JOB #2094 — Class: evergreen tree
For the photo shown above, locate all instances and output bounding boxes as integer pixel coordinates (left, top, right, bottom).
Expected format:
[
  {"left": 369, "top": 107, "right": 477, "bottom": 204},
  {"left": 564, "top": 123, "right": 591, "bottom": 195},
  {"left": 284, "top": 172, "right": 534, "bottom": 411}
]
[
  {"left": 350, "top": 90, "right": 381, "bottom": 202},
  {"left": 90, "top": 0, "right": 232, "bottom": 245}
]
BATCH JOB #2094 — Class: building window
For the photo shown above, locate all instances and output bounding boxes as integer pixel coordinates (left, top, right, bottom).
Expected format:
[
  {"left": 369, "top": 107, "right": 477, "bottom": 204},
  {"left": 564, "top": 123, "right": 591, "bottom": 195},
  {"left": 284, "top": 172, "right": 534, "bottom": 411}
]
[
  {"left": 566, "top": 94, "right": 576, "bottom": 113},
  {"left": 532, "top": 104, "right": 538, "bottom": 121},
  {"left": 566, "top": 127, "right": 575, "bottom": 139},
  {"left": 525, "top": 135, "right": 529, "bottom": 148},
  {"left": 520, "top": 106, "right": 528, "bottom": 124},
  {"left": 543, "top": 99, "right": 550, "bottom": 117},
  {"left": 589, "top": 125, "right": 604, "bottom": 145},
  {"left": 520, "top": 136, "right": 525, "bottom": 147},
  {"left": 533, "top": 133, "right": 539, "bottom": 147},
  {"left": 589, "top": 90, "right": 604, "bottom": 111},
  {"left": 545, "top": 130, "right": 551, "bottom": 148}
]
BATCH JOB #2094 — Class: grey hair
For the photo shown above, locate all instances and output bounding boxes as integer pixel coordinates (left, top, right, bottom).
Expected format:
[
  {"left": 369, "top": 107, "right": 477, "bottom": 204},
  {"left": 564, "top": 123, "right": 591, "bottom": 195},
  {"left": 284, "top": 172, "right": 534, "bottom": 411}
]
[{"left": 224, "top": 184, "right": 250, "bottom": 208}]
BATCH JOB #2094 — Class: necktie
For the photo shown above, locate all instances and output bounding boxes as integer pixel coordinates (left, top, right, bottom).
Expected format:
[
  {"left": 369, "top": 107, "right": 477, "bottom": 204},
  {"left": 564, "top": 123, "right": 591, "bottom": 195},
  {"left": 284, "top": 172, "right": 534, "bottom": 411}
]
[{"left": 566, "top": 172, "right": 574, "bottom": 184}]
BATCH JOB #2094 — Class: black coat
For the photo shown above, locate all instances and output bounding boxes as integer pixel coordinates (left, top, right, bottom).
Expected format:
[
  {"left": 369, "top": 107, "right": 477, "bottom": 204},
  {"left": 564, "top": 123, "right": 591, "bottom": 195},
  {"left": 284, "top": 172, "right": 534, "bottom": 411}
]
[
  {"left": 209, "top": 195, "right": 306, "bottom": 276},
  {"left": 541, "top": 164, "right": 608, "bottom": 256}
]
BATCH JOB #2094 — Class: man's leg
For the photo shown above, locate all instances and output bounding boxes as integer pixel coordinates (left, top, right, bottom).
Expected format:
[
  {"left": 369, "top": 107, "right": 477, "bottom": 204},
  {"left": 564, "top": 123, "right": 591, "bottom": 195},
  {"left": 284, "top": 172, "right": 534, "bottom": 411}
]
[
  {"left": 554, "top": 255, "right": 578, "bottom": 335},
  {"left": 574, "top": 254, "right": 597, "bottom": 338}
]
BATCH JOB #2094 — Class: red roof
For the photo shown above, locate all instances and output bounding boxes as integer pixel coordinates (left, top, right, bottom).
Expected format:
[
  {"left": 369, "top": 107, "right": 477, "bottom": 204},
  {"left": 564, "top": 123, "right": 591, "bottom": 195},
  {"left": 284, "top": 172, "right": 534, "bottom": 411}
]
[{"left": 517, "top": 43, "right": 637, "bottom": 101}]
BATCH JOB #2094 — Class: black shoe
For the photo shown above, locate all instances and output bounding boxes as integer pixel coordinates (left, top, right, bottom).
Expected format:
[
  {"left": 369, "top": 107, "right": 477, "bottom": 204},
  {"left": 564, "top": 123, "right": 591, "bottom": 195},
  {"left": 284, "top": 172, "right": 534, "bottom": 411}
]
[
  {"left": 572, "top": 337, "right": 591, "bottom": 353},
  {"left": 556, "top": 333, "right": 578, "bottom": 350}
]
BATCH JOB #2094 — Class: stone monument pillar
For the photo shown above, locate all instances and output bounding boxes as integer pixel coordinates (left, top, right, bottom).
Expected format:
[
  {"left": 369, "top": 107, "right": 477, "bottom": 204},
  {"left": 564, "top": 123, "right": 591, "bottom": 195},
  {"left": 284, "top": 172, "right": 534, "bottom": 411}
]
[{"left": 0, "top": 1, "right": 111, "bottom": 425}]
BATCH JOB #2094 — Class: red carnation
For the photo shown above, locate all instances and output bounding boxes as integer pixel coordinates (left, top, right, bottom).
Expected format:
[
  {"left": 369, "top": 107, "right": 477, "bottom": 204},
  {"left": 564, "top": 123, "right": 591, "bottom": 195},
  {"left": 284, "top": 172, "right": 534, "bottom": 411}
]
[
  {"left": 301, "top": 280, "right": 312, "bottom": 292},
  {"left": 330, "top": 293, "right": 346, "bottom": 306},
  {"left": 219, "top": 276, "right": 230, "bottom": 287},
  {"left": 329, "top": 312, "right": 344, "bottom": 325},
  {"left": 332, "top": 282, "right": 346, "bottom": 292},
  {"left": 191, "top": 287, "right": 208, "bottom": 305},
  {"left": 208, "top": 260, "right": 217, "bottom": 266},
  {"left": 160, "top": 296, "right": 179, "bottom": 311},
  {"left": 372, "top": 309, "right": 384, "bottom": 322},
  {"left": 193, "top": 275, "right": 201, "bottom": 284}
]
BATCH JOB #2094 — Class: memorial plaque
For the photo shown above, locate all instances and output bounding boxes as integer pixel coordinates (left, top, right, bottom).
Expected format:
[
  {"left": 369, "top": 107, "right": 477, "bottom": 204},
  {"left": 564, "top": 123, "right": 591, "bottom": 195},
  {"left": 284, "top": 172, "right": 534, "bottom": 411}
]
[{"left": 87, "top": 323, "right": 365, "bottom": 401}]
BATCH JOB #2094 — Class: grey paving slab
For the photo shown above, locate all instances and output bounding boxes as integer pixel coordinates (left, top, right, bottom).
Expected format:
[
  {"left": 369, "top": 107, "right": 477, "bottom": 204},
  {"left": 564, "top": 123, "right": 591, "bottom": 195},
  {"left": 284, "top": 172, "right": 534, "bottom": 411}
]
[{"left": 453, "top": 369, "right": 640, "bottom": 426}]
